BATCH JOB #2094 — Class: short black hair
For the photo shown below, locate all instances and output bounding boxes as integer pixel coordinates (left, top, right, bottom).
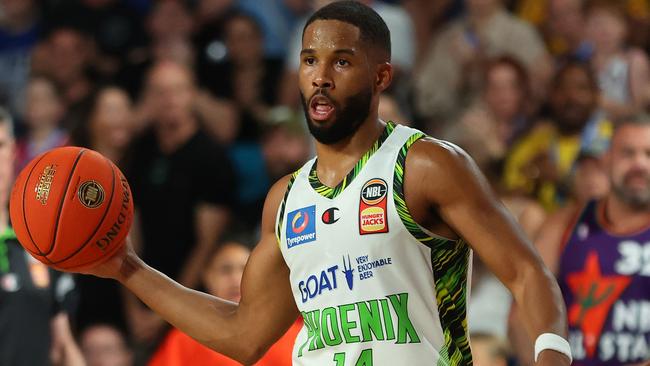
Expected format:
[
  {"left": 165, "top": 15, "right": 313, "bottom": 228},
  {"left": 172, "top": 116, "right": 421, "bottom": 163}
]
[{"left": 303, "top": 1, "right": 391, "bottom": 62}]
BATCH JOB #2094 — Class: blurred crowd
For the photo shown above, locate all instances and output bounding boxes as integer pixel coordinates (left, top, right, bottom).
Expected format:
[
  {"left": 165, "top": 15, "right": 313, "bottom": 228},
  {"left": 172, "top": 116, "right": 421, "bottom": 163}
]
[{"left": 2, "top": 0, "right": 650, "bottom": 365}]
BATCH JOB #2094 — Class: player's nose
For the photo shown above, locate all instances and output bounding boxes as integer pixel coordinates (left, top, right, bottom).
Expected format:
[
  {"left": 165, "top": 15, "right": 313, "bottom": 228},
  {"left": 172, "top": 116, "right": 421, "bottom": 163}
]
[{"left": 312, "top": 65, "right": 334, "bottom": 89}]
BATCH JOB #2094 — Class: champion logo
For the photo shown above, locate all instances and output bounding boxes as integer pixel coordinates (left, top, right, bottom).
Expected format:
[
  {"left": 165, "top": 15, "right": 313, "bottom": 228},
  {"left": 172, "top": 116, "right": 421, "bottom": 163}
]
[{"left": 322, "top": 207, "right": 340, "bottom": 224}]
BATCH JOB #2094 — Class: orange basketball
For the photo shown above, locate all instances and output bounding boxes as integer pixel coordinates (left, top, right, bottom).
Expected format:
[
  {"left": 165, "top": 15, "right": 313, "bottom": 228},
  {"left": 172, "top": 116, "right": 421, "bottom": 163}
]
[{"left": 9, "top": 146, "right": 133, "bottom": 271}]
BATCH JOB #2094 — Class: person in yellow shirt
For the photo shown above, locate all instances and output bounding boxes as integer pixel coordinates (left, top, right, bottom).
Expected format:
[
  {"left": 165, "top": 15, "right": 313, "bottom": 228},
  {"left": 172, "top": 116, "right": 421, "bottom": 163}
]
[{"left": 504, "top": 60, "right": 612, "bottom": 211}]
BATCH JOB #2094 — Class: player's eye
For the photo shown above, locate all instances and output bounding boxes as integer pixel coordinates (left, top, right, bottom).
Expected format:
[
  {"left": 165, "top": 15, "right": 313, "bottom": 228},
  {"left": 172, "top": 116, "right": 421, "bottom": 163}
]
[
  {"left": 336, "top": 59, "right": 349, "bottom": 67},
  {"left": 304, "top": 57, "right": 316, "bottom": 65}
]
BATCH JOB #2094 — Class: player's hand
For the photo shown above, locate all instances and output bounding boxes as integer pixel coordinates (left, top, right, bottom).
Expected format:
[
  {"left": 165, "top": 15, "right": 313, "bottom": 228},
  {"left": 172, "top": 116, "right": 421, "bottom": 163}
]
[
  {"left": 80, "top": 238, "right": 141, "bottom": 282},
  {"left": 536, "top": 350, "right": 571, "bottom": 366}
]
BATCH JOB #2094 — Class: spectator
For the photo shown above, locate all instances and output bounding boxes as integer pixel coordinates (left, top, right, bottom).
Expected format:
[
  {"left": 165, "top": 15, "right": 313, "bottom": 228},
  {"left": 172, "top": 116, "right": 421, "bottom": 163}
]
[
  {"left": 584, "top": 0, "right": 650, "bottom": 121},
  {"left": 0, "top": 0, "right": 42, "bottom": 120},
  {"left": 148, "top": 241, "right": 302, "bottom": 366},
  {"left": 201, "top": 11, "right": 284, "bottom": 142},
  {"left": 530, "top": 114, "right": 650, "bottom": 364},
  {"left": 126, "top": 60, "right": 234, "bottom": 344},
  {"left": 72, "top": 86, "right": 135, "bottom": 166},
  {"left": 44, "top": 0, "right": 146, "bottom": 79},
  {"left": 470, "top": 333, "right": 510, "bottom": 366},
  {"left": 503, "top": 60, "right": 612, "bottom": 211},
  {"left": 15, "top": 75, "right": 68, "bottom": 175},
  {"left": 81, "top": 324, "right": 134, "bottom": 366},
  {"left": 414, "top": 0, "right": 551, "bottom": 133},
  {"left": 71, "top": 86, "right": 135, "bottom": 333},
  {"left": 515, "top": 0, "right": 590, "bottom": 59},
  {"left": 237, "top": 0, "right": 307, "bottom": 58},
  {"left": 570, "top": 153, "right": 610, "bottom": 204},
  {"left": 0, "top": 107, "right": 84, "bottom": 366},
  {"left": 34, "top": 27, "right": 96, "bottom": 132},
  {"left": 193, "top": 0, "right": 237, "bottom": 76},
  {"left": 123, "top": 0, "right": 238, "bottom": 144},
  {"left": 444, "top": 56, "right": 531, "bottom": 170},
  {"left": 118, "top": 0, "right": 195, "bottom": 98}
]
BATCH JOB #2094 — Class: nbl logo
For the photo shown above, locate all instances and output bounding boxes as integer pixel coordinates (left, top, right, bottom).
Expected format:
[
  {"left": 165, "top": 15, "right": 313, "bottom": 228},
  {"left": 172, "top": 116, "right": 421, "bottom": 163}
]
[
  {"left": 359, "top": 178, "right": 389, "bottom": 234},
  {"left": 361, "top": 178, "right": 387, "bottom": 204},
  {"left": 286, "top": 205, "right": 317, "bottom": 248}
]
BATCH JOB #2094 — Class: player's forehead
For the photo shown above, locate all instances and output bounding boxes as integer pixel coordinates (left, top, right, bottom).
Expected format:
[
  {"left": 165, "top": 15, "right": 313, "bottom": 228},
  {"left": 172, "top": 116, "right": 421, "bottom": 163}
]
[{"left": 302, "top": 19, "right": 362, "bottom": 53}]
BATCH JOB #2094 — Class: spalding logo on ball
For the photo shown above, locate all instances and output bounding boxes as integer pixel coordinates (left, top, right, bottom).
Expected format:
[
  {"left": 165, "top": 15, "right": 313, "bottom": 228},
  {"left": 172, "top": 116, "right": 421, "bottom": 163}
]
[{"left": 9, "top": 146, "right": 134, "bottom": 271}]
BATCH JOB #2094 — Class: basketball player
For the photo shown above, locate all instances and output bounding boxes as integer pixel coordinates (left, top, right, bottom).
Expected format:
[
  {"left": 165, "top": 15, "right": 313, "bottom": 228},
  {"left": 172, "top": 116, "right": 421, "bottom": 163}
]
[
  {"left": 86, "top": 2, "right": 571, "bottom": 365},
  {"left": 533, "top": 116, "right": 650, "bottom": 364}
]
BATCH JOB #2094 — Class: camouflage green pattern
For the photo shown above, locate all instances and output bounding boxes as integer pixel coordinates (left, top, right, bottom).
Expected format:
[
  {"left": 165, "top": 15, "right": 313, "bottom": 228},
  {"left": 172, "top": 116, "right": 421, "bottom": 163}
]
[{"left": 392, "top": 132, "right": 473, "bottom": 366}]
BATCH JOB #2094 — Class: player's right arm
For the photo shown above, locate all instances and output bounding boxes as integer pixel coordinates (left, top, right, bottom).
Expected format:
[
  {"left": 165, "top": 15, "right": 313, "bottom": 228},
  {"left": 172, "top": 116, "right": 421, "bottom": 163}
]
[{"left": 85, "top": 175, "right": 299, "bottom": 365}]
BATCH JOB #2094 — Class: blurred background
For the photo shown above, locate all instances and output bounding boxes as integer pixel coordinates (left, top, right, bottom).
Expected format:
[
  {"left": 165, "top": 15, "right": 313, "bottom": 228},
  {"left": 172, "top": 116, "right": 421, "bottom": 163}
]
[{"left": 1, "top": 0, "right": 649, "bottom": 365}]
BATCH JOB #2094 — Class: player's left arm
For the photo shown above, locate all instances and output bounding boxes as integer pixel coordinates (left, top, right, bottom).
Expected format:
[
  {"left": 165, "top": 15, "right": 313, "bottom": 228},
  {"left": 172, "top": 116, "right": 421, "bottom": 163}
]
[{"left": 405, "top": 138, "right": 569, "bottom": 365}]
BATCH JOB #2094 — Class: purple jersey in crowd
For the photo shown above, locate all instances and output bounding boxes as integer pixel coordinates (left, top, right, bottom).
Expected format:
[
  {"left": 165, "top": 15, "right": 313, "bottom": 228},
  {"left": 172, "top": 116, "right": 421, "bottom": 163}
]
[{"left": 558, "top": 200, "right": 650, "bottom": 365}]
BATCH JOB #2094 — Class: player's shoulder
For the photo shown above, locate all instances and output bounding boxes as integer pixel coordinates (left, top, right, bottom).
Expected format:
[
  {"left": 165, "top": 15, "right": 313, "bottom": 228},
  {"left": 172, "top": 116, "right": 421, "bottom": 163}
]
[{"left": 406, "top": 136, "right": 474, "bottom": 174}]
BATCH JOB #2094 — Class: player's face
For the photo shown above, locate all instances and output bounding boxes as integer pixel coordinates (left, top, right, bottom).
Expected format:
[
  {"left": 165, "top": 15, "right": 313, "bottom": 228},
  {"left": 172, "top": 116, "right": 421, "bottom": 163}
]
[
  {"left": 0, "top": 123, "right": 15, "bottom": 205},
  {"left": 299, "top": 20, "right": 374, "bottom": 144},
  {"left": 608, "top": 124, "right": 650, "bottom": 209},
  {"left": 203, "top": 244, "right": 250, "bottom": 303}
]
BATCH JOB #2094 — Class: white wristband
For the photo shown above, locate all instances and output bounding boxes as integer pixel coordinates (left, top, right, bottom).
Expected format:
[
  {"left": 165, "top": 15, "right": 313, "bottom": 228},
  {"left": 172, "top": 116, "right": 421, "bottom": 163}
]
[{"left": 534, "top": 333, "right": 572, "bottom": 363}]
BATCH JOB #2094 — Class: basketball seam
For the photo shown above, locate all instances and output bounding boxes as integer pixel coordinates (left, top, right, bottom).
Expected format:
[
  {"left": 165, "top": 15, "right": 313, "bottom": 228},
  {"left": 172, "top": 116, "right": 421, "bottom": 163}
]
[
  {"left": 42, "top": 149, "right": 86, "bottom": 257},
  {"left": 20, "top": 153, "right": 53, "bottom": 257},
  {"left": 50, "top": 157, "right": 118, "bottom": 265}
]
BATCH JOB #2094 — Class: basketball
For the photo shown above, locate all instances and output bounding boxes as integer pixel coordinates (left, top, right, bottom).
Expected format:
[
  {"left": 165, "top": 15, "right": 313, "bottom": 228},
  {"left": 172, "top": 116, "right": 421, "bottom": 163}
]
[{"left": 8, "top": 146, "right": 133, "bottom": 271}]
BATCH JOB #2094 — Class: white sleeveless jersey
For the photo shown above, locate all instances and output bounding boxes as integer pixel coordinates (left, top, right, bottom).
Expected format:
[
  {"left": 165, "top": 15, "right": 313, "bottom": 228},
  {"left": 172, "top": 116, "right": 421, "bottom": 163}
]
[{"left": 276, "top": 123, "right": 473, "bottom": 366}]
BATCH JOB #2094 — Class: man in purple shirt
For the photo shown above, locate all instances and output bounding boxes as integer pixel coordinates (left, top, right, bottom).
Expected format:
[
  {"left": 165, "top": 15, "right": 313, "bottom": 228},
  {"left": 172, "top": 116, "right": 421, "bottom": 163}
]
[{"left": 535, "top": 115, "right": 650, "bottom": 365}]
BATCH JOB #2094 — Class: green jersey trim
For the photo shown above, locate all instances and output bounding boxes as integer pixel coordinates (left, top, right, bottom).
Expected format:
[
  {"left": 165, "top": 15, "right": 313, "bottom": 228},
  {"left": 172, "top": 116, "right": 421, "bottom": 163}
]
[
  {"left": 392, "top": 134, "right": 472, "bottom": 365},
  {"left": 308, "top": 122, "right": 396, "bottom": 199},
  {"left": 276, "top": 170, "right": 301, "bottom": 246}
]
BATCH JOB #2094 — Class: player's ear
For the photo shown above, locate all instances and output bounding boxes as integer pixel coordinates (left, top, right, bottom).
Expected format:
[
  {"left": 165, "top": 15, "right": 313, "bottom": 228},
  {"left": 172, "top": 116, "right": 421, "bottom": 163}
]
[{"left": 375, "top": 62, "right": 393, "bottom": 93}]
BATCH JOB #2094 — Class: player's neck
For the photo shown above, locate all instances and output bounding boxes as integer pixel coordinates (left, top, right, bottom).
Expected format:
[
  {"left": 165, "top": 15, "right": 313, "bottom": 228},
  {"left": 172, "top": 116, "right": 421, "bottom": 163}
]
[
  {"left": 314, "top": 117, "right": 385, "bottom": 187},
  {"left": 602, "top": 195, "right": 650, "bottom": 234}
]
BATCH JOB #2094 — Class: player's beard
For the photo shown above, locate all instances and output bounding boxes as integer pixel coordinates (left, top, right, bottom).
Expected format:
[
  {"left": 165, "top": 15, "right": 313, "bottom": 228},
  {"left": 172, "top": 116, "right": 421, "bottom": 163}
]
[
  {"left": 300, "top": 88, "right": 372, "bottom": 145},
  {"left": 612, "top": 169, "right": 650, "bottom": 209}
]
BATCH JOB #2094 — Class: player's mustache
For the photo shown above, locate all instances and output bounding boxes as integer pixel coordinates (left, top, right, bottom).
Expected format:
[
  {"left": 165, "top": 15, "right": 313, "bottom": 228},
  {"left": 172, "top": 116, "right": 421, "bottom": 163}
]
[{"left": 310, "top": 89, "right": 336, "bottom": 105}]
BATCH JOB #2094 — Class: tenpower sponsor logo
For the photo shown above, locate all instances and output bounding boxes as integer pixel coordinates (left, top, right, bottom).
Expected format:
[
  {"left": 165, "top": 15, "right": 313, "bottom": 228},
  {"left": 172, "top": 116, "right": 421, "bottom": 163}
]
[{"left": 287, "top": 205, "right": 317, "bottom": 248}]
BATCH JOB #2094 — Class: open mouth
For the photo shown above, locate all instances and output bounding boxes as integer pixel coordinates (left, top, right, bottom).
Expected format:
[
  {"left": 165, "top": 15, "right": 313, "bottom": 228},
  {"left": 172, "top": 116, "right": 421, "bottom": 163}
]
[{"left": 309, "top": 95, "right": 335, "bottom": 122}]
